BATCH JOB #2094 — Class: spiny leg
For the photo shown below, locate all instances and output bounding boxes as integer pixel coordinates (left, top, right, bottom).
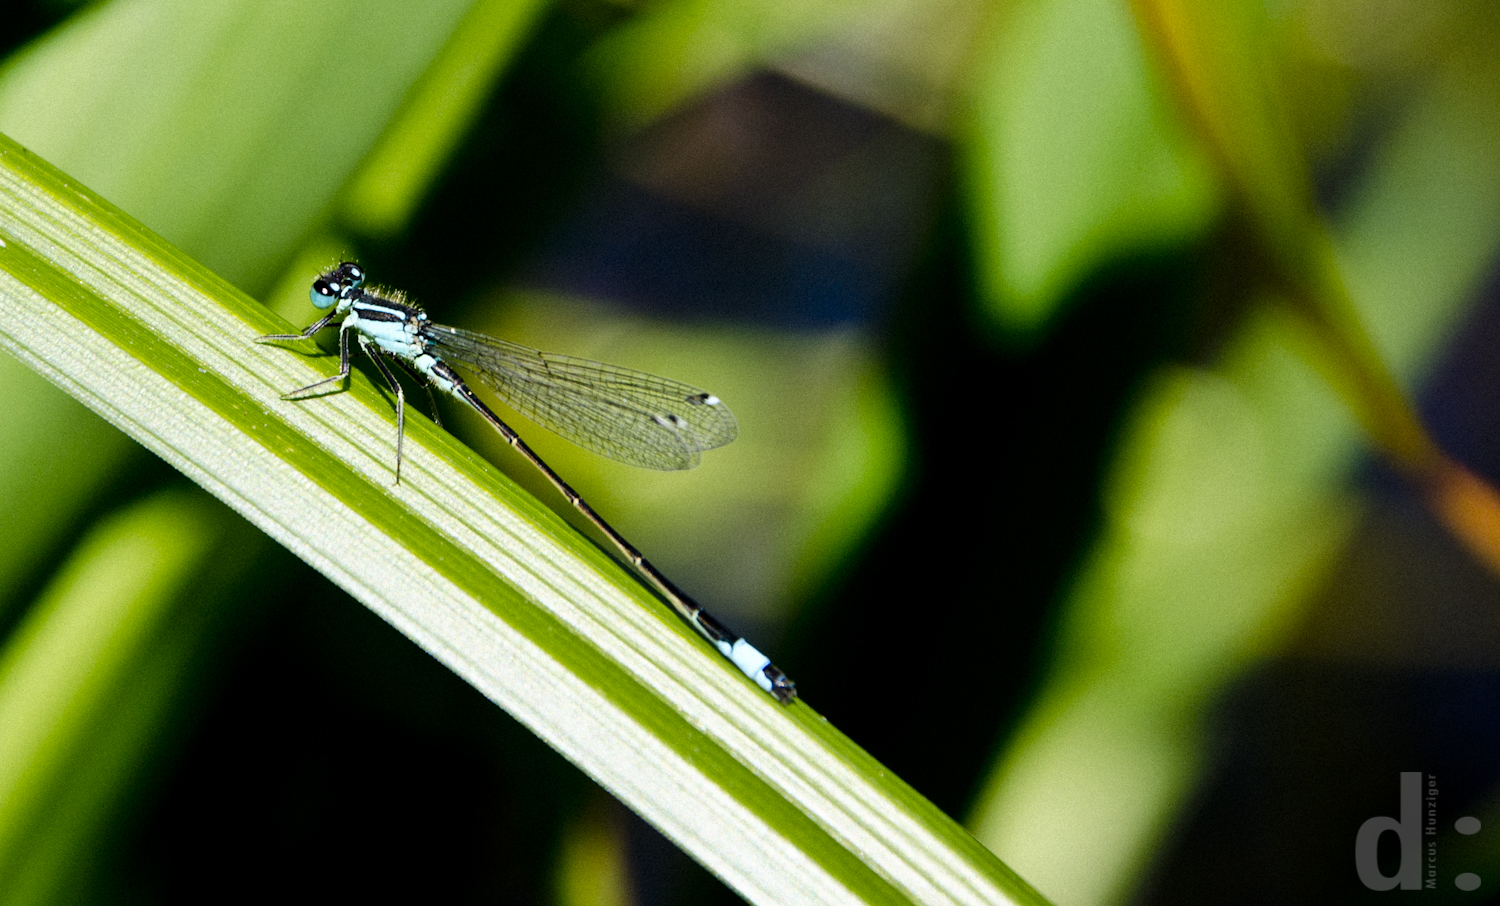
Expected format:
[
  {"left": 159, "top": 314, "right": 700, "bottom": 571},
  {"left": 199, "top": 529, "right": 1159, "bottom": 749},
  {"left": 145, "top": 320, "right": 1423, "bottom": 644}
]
[
  {"left": 396, "top": 359, "right": 443, "bottom": 429},
  {"left": 257, "top": 312, "right": 337, "bottom": 344},
  {"left": 361, "top": 338, "right": 408, "bottom": 484},
  {"left": 280, "top": 321, "right": 354, "bottom": 399}
]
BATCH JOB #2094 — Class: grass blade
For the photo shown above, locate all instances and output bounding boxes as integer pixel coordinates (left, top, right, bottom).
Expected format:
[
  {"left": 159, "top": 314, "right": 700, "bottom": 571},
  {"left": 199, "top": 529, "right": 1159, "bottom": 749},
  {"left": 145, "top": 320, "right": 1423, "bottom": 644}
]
[{"left": 0, "top": 131, "right": 1046, "bottom": 906}]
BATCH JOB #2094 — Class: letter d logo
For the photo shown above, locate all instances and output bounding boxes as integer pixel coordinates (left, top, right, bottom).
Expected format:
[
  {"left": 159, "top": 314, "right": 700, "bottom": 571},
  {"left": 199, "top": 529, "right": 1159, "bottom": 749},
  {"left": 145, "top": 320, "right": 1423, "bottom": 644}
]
[{"left": 1356, "top": 772, "right": 1422, "bottom": 890}]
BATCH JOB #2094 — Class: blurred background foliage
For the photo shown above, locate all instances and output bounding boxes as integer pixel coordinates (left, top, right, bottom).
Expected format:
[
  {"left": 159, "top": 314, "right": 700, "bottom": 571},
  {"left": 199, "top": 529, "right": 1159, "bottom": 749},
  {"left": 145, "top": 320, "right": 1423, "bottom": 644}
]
[{"left": 0, "top": 0, "right": 1496, "bottom": 904}]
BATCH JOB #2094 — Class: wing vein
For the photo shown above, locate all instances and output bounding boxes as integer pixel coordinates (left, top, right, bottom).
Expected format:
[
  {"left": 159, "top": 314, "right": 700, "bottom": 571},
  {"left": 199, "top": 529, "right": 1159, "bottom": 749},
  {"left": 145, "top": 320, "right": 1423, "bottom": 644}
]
[{"left": 425, "top": 324, "right": 737, "bottom": 471}]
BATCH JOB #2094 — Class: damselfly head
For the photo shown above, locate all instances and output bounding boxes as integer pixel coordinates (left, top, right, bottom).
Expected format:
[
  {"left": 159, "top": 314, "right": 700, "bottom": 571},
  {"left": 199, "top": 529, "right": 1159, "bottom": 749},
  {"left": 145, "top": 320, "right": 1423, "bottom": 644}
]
[{"left": 309, "top": 261, "right": 366, "bottom": 309}]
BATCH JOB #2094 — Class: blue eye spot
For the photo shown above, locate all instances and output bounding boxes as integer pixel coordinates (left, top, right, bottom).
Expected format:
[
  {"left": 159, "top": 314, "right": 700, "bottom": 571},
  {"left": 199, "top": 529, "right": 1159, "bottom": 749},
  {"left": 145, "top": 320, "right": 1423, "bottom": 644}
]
[{"left": 310, "top": 278, "right": 338, "bottom": 309}]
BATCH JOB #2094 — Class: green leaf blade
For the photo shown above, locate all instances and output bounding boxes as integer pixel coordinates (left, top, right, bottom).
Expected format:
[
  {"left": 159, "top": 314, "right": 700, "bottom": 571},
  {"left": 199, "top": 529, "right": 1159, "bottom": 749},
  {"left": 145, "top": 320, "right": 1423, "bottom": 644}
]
[{"left": 0, "top": 130, "right": 1045, "bottom": 906}]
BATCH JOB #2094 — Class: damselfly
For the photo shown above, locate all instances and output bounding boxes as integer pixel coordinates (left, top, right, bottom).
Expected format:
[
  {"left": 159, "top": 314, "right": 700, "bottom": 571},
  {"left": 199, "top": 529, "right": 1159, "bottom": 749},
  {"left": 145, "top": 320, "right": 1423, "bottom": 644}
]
[{"left": 258, "top": 262, "right": 796, "bottom": 703}]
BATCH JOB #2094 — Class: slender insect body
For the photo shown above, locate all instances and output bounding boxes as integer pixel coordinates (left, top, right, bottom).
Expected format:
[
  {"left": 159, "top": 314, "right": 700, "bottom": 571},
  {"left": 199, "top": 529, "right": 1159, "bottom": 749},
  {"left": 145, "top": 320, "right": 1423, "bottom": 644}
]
[
  {"left": 725, "top": 639, "right": 772, "bottom": 680},
  {"left": 424, "top": 360, "right": 463, "bottom": 397},
  {"left": 258, "top": 262, "right": 796, "bottom": 703}
]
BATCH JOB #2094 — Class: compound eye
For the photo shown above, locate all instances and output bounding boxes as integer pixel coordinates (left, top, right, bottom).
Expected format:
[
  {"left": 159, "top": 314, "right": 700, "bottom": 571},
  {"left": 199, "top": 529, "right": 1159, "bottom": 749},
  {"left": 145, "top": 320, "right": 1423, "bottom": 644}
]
[
  {"left": 310, "top": 277, "right": 339, "bottom": 309},
  {"left": 336, "top": 261, "right": 365, "bottom": 287}
]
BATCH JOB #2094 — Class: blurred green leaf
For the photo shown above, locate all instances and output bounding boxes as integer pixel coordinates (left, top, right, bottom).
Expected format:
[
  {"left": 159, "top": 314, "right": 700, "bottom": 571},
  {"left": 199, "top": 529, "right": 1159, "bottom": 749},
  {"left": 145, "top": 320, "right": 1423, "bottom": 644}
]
[
  {"left": 0, "top": 0, "right": 477, "bottom": 293},
  {"left": 585, "top": 0, "right": 973, "bottom": 131},
  {"left": 970, "top": 12, "right": 1500, "bottom": 905},
  {"left": 554, "top": 800, "right": 634, "bottom": 906},
  {"left": 343, "top": 0, "right": 551, "bottom": 236},
  {"left": 0, "top": 360, "right": 132, "bottom": 618},
  {"left": 963, "top": 0, "right": 1218, "bottom": 335},
  {"left": 0, "top": 489, "right": 258, "bottom": 904},
  {"left": 1131, "top": 0, "right": 1440, "bottom": 473},
  {"left": 1131, "top": 0, "right": 1317, "bottom": 276},
  {"left": 585, "top": 0, "right": 849, "bottom": 128}
]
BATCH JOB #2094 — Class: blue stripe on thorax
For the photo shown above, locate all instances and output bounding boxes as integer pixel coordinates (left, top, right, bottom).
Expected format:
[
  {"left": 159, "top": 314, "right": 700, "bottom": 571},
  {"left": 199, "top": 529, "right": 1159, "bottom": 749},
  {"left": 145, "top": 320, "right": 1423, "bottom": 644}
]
[{"left": 349, "top": 294, "right": 425, "bottom": 359}]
